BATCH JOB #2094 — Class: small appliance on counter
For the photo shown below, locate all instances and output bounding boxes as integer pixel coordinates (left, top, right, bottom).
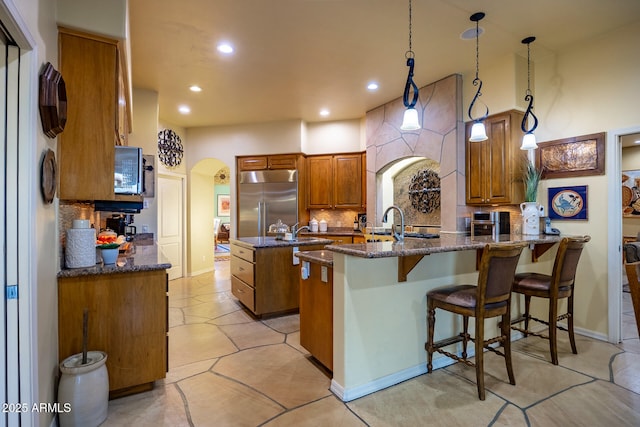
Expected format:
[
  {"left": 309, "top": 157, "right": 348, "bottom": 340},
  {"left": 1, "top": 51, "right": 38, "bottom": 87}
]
[
  {"left": 106, "top": 214, "right": 137, "bottom": 240},
  {"left": 540, "top": 216, "right": 560, "bottom": 235},
  {"left": 471, "top": 211, "right": 510, "bottom": 238}
]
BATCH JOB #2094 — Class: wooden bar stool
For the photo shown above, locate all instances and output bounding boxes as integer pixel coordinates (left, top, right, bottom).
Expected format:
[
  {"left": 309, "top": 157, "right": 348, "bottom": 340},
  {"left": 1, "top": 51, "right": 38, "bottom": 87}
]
[
  {"left": 426, "top": 242, "right": 527, "bottom": 400},
  {"left": 510, "top": 236, "right": 590, "bottom": 365}
]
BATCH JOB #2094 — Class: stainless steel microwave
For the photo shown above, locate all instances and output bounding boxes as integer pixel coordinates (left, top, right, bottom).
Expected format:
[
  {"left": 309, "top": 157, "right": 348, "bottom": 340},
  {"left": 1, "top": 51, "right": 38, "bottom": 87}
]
[{"left": 114, "top": 146, "right": 143, "bottom": 195}]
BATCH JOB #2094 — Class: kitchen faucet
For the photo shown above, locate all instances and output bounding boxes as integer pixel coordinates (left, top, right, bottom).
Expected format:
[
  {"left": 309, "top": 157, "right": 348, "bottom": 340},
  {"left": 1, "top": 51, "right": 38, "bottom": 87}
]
[
  {"left": 291, "top": 223, "right": 310, "bottom": 239},
  {"left": 382, "top": 205, "right": 405, "bottom": 242}
]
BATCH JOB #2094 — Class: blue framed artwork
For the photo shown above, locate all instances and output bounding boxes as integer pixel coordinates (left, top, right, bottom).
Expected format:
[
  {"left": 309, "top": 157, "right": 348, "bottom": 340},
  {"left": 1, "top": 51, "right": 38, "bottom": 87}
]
[{"left": 548, "top": 185, "right": 588, "bottom": 220}]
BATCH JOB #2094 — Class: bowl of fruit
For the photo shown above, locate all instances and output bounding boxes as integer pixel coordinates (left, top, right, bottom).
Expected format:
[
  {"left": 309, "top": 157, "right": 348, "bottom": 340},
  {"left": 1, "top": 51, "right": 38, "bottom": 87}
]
[{"left": 96, "top": 230, "right": 124, "bottom": 264}]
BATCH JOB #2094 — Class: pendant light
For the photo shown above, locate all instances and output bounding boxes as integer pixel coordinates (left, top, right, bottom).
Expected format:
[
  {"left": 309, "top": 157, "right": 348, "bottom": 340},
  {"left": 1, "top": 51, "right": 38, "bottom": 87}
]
[
  {"left": 400, "top": 0, "right": 420, "bottom": 131},
  {"left": 467, "top": 12, "right": 488, "bottom": 142},
  {"left": 520, "top": 36, "right": 539, "bottom": 150}
]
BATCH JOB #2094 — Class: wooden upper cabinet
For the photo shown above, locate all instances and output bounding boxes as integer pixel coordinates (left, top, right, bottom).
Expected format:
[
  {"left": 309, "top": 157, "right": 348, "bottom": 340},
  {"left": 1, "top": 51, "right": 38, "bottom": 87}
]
[
  {"left": 58, "top": 27, "right": 130, "bottom": 201},
  {"left": 307, "top": 152, "right": 364, "bottom": 209},
  {"left": 268, "top": 154, "right": 297, "bottom": 169},
  {"left": 307, "top": 156, "right": 333, "bottom": 208},
  {"left": 333, "top": 154, "right": 363, "bottom": 208},
  {"left": 238, "top": 154, "right": 298, "bottom": 171},
  {"left": 465, "top": 110, "right": 525, "bottom": 205}
]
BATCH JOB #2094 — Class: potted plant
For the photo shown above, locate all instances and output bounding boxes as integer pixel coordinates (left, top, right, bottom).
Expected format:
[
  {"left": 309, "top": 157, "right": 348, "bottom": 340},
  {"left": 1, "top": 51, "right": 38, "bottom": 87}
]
[
  {"left": 523, "top": 159, "right": 542, "bottom": 202},
  {"left": 520, "top": 159, "right": 544, "bottom": 235}
]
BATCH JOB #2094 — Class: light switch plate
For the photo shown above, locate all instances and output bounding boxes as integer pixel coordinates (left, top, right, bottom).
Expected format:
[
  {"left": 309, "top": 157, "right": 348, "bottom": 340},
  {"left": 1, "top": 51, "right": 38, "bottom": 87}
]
[
  {"left": 292, "top": 247, "right": 299, "bottom": 265},
  {"left": 321, "top": 266, "right": 328, "bottom": 282}
]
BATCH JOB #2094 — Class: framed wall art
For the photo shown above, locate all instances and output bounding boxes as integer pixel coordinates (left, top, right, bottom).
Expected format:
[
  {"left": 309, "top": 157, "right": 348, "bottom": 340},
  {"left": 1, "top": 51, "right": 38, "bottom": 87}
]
[
  {"left": 535, "top": 132, "right": 605, "bottom": 179},
  {"left": 217, "top": 194, "right": 230, "bottom": 216},
  {"left": 622, "top": 170, "right": 640, "bottom": 217},
  {"left": 548, "top": 185, "right": 588, "bottom": 220}
]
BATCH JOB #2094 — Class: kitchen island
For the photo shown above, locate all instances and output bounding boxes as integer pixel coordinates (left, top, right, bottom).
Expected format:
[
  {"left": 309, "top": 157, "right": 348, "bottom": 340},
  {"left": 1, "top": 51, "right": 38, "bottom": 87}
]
[
  {"left": 230, "top": 236, "right": 333, "bottom": 316},
  {"left": 321, "top": 233, "right": 566, "bottom": 402},
  {"left": 58, "top": 243, "right": 171, "bottom": 398}
]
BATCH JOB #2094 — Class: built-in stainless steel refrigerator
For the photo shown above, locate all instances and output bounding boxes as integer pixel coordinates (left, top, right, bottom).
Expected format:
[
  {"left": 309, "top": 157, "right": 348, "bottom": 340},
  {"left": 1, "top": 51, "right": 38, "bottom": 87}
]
[{"left": 238, "top": 169, "right": 298, "bottom": 237}]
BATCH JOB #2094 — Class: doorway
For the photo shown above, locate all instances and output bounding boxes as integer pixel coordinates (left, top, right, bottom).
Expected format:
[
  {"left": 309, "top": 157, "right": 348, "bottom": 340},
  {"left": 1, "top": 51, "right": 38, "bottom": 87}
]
[
  {"left": 158, "top": 173, "right": 186, "bottom": 280},
  {"left": 608, "top": 126, "right": 640, "bottom": 343}
]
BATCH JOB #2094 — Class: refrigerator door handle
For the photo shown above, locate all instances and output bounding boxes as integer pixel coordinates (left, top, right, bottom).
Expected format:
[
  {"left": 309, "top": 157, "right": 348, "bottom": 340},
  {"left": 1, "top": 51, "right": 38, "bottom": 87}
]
[{"left": 257, "top": 201, "right": 263, "bottom": 237}]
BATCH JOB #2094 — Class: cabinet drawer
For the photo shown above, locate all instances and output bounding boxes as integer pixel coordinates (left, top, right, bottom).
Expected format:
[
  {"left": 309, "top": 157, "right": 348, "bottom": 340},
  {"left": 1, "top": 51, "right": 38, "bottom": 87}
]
[
  {"left": 268, "top": 154, "right": 297, "bottom": 169},
  {"left": 231, "top": 244, "right": 255, "bottom": 262},
  {"left": 238, "top": 156, "right": 268, "bottom": 170},
  {"left": 231, "top": 256, "right": 255, "bottom": 286},
  {"left": 231, "top": 276, "right": 255, "bottom": 311}
]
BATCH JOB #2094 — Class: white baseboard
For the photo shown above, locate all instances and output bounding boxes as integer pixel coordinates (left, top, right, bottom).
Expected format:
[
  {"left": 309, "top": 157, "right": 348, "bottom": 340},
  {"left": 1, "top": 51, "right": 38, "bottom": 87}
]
[{"left": 189, "top": 267, "right": 214, "bottom": 277}]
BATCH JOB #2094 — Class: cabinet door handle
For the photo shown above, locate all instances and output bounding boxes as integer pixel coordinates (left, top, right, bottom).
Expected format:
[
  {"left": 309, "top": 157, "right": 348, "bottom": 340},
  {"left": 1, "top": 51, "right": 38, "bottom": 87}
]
[
  {"left": 238, "top": 267, "right": 244, "bottom": 271},
  {"left": 235, "top": 287, "right": 244, "bottom": 294}
]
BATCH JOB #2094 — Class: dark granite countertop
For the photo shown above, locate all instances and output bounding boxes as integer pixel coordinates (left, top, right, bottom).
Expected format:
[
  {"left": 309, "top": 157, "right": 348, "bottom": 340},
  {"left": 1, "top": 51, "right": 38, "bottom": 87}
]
[
  {"left": 298, "top": 228, "right": 363, "bottom": 237},
  {"left": 231, "top": 236, "right": 334, "bottom": 249},
  {"left": 325, "top": 233, "right": 567, "bottom": 258},
  {"left": 58, "top": 243, "right": 171, "bottom": 278},
  {"left": 295, "top": 249, "right": 334, "bottom": 266}
]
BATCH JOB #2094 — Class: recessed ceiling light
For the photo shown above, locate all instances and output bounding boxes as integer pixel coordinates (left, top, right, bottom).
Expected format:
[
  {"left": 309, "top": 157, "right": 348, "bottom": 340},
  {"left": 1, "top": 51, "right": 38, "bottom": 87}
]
[
  {"left": 178, "top": 105, "right": 191, "bottom": 114},
  {"left": 635, "top": 140, "right": 640, "bottom": 144},
  {"left": 460, "top": 26, "right": 484, "bottom": 40},
  {"left": 217, "top": 43, "right": 234, "bottom": 54},
  {"left": 319, "top": 109, "right": 330, "bottom": 117},
  {"left": 367, "top": 82, "right": 379, "bottom": 91},
  {"left": 190, "top": 85, "right": 202, "bottom": 92}
]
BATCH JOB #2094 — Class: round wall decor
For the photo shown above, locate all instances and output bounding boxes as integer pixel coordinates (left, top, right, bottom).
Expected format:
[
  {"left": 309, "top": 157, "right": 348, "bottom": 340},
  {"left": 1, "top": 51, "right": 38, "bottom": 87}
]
[
  {"left": 157, "top": 129, "right": 183, "bottom": 167},
  {"left": 41, "top": 149, "right": 57, "bottom": 204},
  {"left": 408, "top": 169, "right": 440, "bottom": 213},
  {"left": 39, "top": 62, "right": 67, "bottom": 139}
]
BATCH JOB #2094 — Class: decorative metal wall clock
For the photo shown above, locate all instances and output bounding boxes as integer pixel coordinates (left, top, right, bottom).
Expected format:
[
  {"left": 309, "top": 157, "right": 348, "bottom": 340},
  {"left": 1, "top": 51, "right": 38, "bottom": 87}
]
[{"left": 157, "top": 129, "right": 183, "bottom": 167}]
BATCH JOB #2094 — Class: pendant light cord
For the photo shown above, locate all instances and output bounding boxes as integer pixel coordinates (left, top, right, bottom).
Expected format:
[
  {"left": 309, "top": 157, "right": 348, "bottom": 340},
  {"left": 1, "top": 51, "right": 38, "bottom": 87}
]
[
  {"left": 403, "top": 0, "right": 418, "bottom": 108},
  {"left": 521, "top": 36, "right": 538, "bottom": 134},
  {"left": 468, "top": 12, "right": 488, "bottom": 122}
]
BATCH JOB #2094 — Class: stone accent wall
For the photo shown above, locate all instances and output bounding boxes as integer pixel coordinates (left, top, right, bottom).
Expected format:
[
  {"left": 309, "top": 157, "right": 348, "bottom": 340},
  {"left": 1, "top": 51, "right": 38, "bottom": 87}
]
[{"left": 365, "top": 74, "right": 469, "bottom": 233}]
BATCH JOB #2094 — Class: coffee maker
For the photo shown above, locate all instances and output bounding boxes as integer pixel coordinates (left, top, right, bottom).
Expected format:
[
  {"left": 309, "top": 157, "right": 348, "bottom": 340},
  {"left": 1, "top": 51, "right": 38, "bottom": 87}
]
[{"left": 106, "top": 214, "right": 136, "bottom": 240}]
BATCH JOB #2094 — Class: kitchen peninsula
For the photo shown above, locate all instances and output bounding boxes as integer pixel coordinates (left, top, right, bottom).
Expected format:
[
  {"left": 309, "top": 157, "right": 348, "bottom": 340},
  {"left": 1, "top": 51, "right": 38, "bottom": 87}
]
[
  {"left": 57, "top": 243, "right": 171, "bottom": 398},
  {"left": 318, "top": 233, "right": 566, "bottom": 402}
]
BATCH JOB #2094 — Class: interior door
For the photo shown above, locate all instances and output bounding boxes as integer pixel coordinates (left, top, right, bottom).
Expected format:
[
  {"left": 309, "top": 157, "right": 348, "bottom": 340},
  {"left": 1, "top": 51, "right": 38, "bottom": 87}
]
[{"left": 158, "top": 174, "right": 184, "bottom": 280}]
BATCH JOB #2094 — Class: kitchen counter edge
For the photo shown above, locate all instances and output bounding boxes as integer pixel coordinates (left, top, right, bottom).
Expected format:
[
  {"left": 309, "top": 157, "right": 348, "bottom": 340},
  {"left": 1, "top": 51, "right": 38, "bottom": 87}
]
[
  {"left": 295, "top": 250, "right": 334, "bottom": 266},
  {"left": 231, "top": 236, "right": 334, "bottom": 249},
  {"left": 325, "top": 233, "right": 568, "bottom": 258},
  {"left": 58, "top": 244, "right": 171, "bottom": 278}
]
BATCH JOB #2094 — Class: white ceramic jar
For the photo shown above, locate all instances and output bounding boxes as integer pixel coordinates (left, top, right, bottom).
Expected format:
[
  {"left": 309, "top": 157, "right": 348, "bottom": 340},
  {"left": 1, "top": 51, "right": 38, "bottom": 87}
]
[
  {"left": 319, "top": 219, "right": 328, "bottom": 232},
  {"left": 309, "top": 218, "right": 319, "bottom": 232}
]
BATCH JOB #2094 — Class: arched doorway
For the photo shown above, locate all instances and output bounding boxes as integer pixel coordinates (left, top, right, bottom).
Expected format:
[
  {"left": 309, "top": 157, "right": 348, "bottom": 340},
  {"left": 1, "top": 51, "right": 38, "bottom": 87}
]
[{"left": 189, "top": 158, "right": 229, "bottom": 275}]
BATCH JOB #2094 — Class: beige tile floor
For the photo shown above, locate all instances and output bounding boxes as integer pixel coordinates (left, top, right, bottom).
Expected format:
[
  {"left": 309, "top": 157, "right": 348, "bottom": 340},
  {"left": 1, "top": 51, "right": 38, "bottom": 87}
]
[{"left": 103, "top": 261, "right": 640, "bottom": 426}]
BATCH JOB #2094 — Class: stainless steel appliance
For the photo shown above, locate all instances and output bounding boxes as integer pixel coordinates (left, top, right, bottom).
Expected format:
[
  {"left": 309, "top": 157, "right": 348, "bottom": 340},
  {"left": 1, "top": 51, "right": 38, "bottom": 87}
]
[
  {"left": 471, "top": 211, "right": 510, "bottom": 237},
  {"left": 114, "top": 146, "right": 143, "bottom": 195},
  {"left": 238, "top": 169, "right": 298, "bottom": 237}
]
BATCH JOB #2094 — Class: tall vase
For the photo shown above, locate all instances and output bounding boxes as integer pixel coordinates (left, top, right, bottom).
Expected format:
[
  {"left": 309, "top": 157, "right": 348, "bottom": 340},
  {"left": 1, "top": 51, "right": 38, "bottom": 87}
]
[{"left": 520, "top": 202, "right": 543, "bottom": 235}]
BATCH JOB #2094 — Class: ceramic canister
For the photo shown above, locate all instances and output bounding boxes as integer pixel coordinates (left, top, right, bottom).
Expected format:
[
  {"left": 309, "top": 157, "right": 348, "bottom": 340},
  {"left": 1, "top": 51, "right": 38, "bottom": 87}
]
[{"left": 66, "top": 220, "right": 96, "bottom": 268}]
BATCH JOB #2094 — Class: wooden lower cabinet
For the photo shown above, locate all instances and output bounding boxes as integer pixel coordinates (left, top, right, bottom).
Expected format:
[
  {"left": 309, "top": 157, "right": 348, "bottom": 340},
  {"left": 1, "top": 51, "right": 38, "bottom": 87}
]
[
  {"left": 299, "top": 261, "right": 333, "bottom": 370},
  {"left": 58, "top": 270, "right": 168, "bottom": 398},
  {"left": 230, "top": 242, "right": 326, "bottom": 316}
]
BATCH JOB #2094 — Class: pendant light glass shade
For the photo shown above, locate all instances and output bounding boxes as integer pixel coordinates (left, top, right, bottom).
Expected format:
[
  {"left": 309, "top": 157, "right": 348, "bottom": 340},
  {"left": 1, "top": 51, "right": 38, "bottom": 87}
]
[
  {"left": 520, "top": 132, "right": 537, "bottom": 150},
  {"left": 401, "top": 108, "right": 420, "bottom": 130},
  {"left": 469, "top": 122, "right": 488, "bottom": 142}
]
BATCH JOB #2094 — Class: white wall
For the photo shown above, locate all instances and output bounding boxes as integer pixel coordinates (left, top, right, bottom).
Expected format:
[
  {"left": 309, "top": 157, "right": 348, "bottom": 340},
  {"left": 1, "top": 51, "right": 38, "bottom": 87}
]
[
  {"left": 303, "top": 119, "right": 363, "bottom": 154},
  {"left": 128, "top": 88, "right": 159, "bottom": 236}
]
